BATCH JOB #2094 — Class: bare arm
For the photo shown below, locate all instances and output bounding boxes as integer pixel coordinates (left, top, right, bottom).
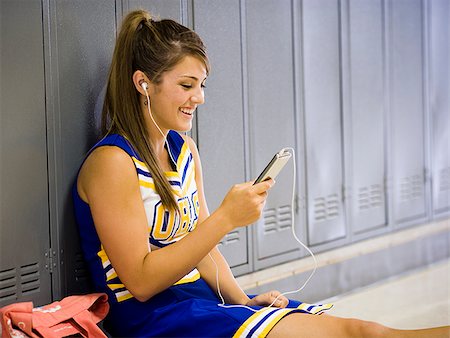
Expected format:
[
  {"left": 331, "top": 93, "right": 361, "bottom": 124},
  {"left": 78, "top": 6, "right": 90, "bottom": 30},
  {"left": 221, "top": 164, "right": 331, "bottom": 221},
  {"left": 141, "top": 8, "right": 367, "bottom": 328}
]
[
  {"left": 185, "top": 137, "right": 251, "bottom": 305},
  {"left": 187, "top": 138, "right": 290, "bottom": 308},
  {"left": 77, "top": 145, "right": 272, "bottom": 302}
]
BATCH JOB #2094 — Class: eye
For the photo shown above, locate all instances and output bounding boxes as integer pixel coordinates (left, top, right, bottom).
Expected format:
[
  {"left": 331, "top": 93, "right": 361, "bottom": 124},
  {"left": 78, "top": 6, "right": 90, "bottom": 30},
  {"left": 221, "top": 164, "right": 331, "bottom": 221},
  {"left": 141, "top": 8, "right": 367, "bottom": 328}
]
[{"left": 181, "top": 84, "right": 192, "bottom": 89}]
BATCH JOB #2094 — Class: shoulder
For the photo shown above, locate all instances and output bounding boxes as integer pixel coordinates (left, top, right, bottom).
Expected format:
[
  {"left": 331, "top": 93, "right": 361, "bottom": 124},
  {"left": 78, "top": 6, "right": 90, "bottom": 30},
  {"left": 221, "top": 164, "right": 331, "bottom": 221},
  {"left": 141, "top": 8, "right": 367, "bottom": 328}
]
[
  {"left": 182, "top": 135, "right": 200, "bottom": 159},
  {"left": 78, "top": 146, "right": 137, "bottom": 202},
  {"left": 183, "top": 135, "right": 204, "bottom": 175},
  {"left": 184, "top": 135, "right": 198, "bottom": 153},
  {"left": 86, "top": 145, "right": 135, "bottom": 170}
]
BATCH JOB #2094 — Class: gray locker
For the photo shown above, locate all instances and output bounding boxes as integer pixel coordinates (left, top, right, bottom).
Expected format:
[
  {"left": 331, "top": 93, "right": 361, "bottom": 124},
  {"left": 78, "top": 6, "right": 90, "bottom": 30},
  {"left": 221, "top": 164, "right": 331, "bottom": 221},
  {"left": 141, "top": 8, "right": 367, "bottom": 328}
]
[
  {"left": 0, "top": 0, "right": 52, "bottom": 307},
  {"left": 389, "top": 0, "right": 427, "bottom": 224},
  {"left": 45, "top": 0, "right": 117, "bottom": 298},
  {"left": 193, "top": 1, "right": 250, "bottom": 273},
  {"left": 428, "top": 0, "right": 450, "bottom": 216},
  {"left": 126, "top": 0, "right": 183, "bottom": 22},
  {"left": 345, "top": 0, "right": 388, "bottom": 234},
  {"left": 246, "top": 0, "right": 300, "bottom": 267},
  {"left": 302, "top": 0, "right": 347, "bottom": 245}
]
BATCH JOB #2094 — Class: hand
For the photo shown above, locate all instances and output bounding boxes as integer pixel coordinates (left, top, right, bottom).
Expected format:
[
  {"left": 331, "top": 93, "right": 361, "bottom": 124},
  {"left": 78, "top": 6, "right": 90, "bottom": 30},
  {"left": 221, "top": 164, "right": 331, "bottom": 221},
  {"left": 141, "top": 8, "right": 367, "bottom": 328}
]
[
  {"left": 219, "top": 179, "right": 274, "bottom": 229},
  {"left": 245, "top": 290, "right": 288, "bottom": 308}
]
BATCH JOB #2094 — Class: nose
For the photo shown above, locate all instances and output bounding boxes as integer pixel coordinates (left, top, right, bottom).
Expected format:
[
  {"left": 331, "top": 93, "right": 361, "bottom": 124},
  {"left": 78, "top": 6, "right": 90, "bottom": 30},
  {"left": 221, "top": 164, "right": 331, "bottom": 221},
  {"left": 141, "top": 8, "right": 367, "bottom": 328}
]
[{"left": 191, "top": 86, "right": 205, "bottom": 105}]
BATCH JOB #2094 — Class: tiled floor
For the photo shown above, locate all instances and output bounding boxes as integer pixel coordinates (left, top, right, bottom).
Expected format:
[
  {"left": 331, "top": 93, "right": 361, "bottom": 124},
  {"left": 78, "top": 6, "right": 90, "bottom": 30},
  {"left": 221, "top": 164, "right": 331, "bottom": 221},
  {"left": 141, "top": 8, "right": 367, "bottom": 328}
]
[{"left": 326, "top": 258, "right": 450, "bottom": 330}]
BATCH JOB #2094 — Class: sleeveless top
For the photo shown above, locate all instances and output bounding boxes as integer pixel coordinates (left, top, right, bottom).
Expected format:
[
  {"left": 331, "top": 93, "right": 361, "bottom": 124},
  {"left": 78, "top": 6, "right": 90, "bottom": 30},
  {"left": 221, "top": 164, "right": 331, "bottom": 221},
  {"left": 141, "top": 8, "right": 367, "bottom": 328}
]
[
  {"left": 72, "top": 131, "right": 200, "bottom": 304},
  {"left": 73, "top": 132, "right": 334, "bottom": 337}
]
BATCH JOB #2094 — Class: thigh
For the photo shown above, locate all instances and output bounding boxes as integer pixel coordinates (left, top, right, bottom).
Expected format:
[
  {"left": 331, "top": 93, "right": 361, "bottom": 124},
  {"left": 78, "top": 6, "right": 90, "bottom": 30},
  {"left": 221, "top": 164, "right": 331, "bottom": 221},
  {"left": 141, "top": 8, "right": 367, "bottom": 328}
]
[{"left": 266, "top": 313, "right": 385, "bottom": 338}]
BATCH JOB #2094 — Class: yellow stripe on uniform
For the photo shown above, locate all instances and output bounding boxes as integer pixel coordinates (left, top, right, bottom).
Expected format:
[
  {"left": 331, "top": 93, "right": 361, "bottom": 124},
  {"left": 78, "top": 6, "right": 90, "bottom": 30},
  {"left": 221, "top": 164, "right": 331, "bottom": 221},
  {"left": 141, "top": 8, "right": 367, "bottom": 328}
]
[
  {"left": 174, "top": 269, "right": 201, "bottom": 285},
  {"left": 165, "top": 171, "right": 179, "bottom": 178},
  {"left": 107, "top": 283, "right": 126, "bottom": 290},
  {"left": 132, "top": 157, "right": 148, "bottom": 172},
  {"left": 116, "top": 290, "right": 134, "bottom": 302},
  {"left": 97, "top": 246, "right": 109, "bottom": 266},
  {"left": 139, "top": 179, "right": 156, "bottom": 190},
  {"left": 256, "top": 308, "right": 292, "bottom": 337},
  {"left": 107, "top": 284, "right": 134, "bottom": 302},
  {"left": 310, "top": 303, "right": 334, "bottom": 314},
  {"left": 232, "top": 308, "right": 277, "bottom": 338},
  {"left": 177, "top": 143, "right": 189, "bottom": 169},
  {"left": 297, "top": 302, "right": 310, "bottom": 311},
  {"left": 106, "top": 268, "right": 118, "bottom": 282},
  {"left": 172, "top": 167, "right": 195, "bottom": 197},
  {"left": 97, "top": 246, "right": 118, "bottom": 282}
]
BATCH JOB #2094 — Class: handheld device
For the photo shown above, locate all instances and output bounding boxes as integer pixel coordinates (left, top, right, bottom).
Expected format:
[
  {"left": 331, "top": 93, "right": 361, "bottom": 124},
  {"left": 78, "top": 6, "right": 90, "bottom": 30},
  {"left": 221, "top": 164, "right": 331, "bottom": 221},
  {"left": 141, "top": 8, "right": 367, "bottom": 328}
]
[
  {"left": 216, "top": 147, "right": 319, "bottom": 312},
  {"left": 253, "top": 148, "right": 292, "bottom": 184}
]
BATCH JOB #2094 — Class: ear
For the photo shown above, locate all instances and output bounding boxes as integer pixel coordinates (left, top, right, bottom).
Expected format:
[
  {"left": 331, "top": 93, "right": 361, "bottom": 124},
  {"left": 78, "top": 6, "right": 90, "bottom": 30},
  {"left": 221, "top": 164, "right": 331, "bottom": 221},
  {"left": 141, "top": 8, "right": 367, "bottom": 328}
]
[{"left": 132, "top": 70, "right": 150, "bottom": 95}]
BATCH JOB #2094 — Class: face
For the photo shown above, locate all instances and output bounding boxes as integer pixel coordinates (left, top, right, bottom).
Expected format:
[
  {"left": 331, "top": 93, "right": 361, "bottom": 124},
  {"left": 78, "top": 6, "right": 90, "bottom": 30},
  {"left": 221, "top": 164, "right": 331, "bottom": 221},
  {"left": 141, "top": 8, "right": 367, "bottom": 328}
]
[{"left": 147, "top": 55, "right": 207, "bottom": 134}]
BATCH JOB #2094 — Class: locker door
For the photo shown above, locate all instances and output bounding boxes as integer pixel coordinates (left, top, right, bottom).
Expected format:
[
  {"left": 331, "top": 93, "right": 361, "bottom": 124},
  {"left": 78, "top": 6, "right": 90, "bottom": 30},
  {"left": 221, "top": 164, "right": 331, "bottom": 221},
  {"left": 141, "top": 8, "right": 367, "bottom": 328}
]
[
  {"left": 302, "top": 0, "right": 347, "bottom": 245},
  {"left": 193, "top": 0, "right": 250, "bottom": 272},
  {"left": 428, "top": 0, "right": 450, "bottom": 216},
  {"left": 0, "top": 0, "right": 52, "bottom": 307},
  {"left": 246, "top": 0, "right": 300, "bottom": 268},
  {"left": 346, "top": 0, "right": 387, "bottom": 234},
  {"left": 46, "top": 0, "right": 117, "bottom": 298},
  {"left": 389, "top": 0, "right": 427, "bottom": 224},
  {"left": 127, "top": 0, "right": 183, "bottom": 21}
]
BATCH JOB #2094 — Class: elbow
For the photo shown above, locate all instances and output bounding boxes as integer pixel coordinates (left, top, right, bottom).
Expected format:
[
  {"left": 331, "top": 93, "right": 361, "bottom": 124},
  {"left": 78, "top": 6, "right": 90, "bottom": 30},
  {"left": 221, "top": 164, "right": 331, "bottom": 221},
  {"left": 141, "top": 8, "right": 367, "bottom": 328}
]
[
  {"left": 127, "top": 283, "right": 157, "bottom": 303},
  {"left": 133, "top": 292, "right": 152, "bottom": 303},
  {"left": 120, "top": 253, "right": 172, "bottom": 302}
]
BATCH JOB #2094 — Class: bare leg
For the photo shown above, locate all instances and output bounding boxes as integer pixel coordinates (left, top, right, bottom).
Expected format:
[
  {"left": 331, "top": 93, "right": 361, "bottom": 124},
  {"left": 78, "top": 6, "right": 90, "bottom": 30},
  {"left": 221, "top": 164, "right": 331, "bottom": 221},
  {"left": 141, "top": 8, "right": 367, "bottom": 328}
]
[{"left": 267, "top": 313, "right": 450, "bottom": 338}]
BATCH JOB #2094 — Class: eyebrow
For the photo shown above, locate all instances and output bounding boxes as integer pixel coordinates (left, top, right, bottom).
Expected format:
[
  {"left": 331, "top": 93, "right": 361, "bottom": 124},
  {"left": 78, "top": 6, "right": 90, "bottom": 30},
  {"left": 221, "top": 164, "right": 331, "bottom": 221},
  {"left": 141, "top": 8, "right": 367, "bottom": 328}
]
[{"left": 178, "top": 75, "right": 207, "bottom": 82}]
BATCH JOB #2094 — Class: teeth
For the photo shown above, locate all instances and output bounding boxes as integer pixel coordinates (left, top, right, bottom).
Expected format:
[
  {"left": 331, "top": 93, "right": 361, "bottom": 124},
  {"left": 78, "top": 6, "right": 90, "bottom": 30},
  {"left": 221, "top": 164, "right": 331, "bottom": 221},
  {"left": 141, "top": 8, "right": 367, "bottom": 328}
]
[{"left": 180, "top": 108, "right": 193, "bottom": 115}]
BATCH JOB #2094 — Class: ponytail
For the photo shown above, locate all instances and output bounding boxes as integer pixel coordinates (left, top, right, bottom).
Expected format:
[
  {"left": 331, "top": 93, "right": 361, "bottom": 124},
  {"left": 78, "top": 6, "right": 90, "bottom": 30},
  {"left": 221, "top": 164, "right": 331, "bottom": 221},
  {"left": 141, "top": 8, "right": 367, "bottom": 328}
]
[{"left": 102, "top": 9, "right": 209, "bottom": 211}]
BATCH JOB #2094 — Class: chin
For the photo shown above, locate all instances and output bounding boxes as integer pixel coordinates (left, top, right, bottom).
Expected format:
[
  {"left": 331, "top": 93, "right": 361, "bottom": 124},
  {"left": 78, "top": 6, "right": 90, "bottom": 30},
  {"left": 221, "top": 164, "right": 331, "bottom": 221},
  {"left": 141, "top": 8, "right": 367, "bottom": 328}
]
[
  {"left": 174, "top": 125, "right": 192, "bottom": 133},
  {"left": 181, "top": 122, "right": 193, "bottom": 132}
]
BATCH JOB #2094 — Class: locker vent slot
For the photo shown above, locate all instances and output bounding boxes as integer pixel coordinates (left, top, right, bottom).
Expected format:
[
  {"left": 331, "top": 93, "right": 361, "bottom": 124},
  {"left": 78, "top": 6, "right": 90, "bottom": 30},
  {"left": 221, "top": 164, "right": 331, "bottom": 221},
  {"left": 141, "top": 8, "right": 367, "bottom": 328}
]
[
  {"left": 440, "top": 167, "right": 450, "bottom": 192},
  {"left": 20, "top": 263, "right": 40, "bottom": 296},
  {"left": 219, "top": 231, "right": 240, "bottom": 247},
  {"left": 75, "top": 253, "right": 90, "bottom": 281},
  {"left": 0, "top": 268, "right": 18, "bottom": 302},
  {"left": 263, "top": 205, "right": 292, "bottom": 235},
  {"left": 358, "top": 184, "right": 383, "bottom": 211},
  {"left": 400, "top": 174, "right": 423, "bottom": 202},
  {"left": 314, "top": 194, "right": 339, "bottom": 222}
]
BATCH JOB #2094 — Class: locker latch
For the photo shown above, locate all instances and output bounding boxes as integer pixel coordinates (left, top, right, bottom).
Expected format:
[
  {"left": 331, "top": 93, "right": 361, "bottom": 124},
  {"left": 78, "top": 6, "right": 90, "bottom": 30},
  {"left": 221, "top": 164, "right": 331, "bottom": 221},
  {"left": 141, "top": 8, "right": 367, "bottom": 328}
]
[{"left": 44, "top": 249, "right": 57, "bottom": 273}]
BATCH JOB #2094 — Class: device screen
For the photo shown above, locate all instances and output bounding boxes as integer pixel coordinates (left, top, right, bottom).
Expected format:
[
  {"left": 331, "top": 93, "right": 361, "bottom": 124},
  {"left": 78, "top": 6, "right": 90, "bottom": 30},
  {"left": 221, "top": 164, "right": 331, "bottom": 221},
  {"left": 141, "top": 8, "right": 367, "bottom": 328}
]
[{"left": 254, "top": 150, "right": 291, "bottom": 184}]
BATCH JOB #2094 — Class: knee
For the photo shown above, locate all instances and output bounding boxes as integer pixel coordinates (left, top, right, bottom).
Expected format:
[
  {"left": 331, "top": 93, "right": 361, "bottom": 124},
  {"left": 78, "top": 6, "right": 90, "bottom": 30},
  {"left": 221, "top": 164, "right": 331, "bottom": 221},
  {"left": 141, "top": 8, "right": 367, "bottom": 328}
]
[{"left": 344, "top": 318, "right": 390, "bottom": 338}]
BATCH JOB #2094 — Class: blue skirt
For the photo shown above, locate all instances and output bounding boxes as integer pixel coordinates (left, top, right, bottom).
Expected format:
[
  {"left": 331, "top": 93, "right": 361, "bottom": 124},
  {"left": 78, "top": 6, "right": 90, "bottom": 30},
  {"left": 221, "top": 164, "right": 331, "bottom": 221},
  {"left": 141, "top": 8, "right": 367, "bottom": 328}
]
[{"left": 103, "top": 277, "right": 333, "bottom": 337}]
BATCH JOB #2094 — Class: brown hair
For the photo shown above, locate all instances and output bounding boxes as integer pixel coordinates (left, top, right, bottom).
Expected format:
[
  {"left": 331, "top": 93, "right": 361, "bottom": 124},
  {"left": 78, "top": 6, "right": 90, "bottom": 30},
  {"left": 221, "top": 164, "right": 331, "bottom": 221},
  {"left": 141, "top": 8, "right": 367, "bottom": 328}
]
[{"left": 101, "top": 10, "right": 209, "bottom": 211}]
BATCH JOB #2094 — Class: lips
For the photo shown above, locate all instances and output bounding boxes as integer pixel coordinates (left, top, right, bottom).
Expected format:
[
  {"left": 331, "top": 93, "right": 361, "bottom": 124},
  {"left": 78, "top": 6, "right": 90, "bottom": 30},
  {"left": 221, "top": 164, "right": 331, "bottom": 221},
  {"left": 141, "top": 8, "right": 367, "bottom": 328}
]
[{"left": 179, "top": 107, "right": 194, "bottom": 116}]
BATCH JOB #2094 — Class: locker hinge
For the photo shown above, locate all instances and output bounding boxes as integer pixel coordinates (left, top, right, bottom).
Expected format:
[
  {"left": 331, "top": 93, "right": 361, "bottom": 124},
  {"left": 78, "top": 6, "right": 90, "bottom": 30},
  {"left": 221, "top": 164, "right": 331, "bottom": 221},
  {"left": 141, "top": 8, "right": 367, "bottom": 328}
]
[
  {"left": 294, "top": 194, "right": 300, "bottom": 214},
  {"left": 342, "top": 185, "right": 347, "bottom": 202},
  {"left": 44, "top": 248, "right": 57, "bottom": 274}
]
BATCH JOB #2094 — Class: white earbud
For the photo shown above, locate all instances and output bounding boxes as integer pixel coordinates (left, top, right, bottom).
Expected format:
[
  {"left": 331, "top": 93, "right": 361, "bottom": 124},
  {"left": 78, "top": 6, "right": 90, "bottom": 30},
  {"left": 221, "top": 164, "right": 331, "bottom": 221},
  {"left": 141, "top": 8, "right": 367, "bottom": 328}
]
[{"left": 140, "top": 79, "right": 177, "bottom": 166}]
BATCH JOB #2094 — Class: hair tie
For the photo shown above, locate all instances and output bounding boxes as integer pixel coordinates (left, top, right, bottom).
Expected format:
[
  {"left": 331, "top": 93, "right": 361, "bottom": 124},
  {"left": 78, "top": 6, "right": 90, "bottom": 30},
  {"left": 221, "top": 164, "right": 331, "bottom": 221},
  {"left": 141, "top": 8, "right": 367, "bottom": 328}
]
[{"left": 137, "top": 17, "right": 153, "bottom": 32}]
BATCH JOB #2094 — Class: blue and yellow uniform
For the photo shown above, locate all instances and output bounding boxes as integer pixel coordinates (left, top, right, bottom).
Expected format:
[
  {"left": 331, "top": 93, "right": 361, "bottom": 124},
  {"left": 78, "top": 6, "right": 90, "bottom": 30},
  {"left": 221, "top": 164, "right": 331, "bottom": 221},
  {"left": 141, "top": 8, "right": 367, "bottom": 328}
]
[{"left": 73, "top": 131, "right": 332, "bottom": 337}]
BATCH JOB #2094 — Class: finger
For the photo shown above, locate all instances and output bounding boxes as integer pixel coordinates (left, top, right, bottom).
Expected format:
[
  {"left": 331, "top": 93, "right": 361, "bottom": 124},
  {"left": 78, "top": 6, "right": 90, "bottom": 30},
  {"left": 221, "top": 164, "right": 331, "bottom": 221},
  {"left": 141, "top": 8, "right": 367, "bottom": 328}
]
[
  {"left": 257, "top": 191, "right": 268, "bottom": 201},
  {"left": 269, "top": 291, "right": 286, "bottom": 308},
  {"left": 252, "top": 179, "right": 274, "bottom": 193},
  {"left": 277, "top": 296, "right": 289, "bottom": 308}
]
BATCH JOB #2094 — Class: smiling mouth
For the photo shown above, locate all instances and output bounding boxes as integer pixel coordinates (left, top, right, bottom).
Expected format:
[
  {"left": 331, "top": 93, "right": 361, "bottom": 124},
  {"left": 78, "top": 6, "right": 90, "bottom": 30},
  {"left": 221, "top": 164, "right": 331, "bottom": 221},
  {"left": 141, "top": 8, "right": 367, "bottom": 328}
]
[{"left": 179, "top": 108, "right": 194, "bottom": 116}]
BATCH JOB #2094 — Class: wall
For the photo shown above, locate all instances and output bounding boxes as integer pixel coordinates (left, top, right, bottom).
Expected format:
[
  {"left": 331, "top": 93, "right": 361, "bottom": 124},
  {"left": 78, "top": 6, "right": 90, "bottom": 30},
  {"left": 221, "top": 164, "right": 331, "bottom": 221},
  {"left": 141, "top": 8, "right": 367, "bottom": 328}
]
[{"left": 0, "top": 0, "right": 449, "bottom": 307}]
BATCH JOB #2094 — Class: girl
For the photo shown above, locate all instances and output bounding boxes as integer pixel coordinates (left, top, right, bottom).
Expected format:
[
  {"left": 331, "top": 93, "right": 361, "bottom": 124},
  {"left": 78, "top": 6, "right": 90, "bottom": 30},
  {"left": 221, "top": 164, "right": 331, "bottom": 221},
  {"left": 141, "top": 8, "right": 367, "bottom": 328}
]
[{"left": 73, "top": 9, "right": 449, "bottom": 338}]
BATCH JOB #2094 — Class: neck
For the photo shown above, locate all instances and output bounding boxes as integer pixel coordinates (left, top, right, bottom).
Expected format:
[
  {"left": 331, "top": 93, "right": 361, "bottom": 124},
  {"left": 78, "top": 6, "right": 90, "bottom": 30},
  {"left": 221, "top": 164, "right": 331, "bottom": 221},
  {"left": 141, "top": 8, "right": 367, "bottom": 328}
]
[{"left": 148, "top": 127, "right": 167, "bottom": 156}]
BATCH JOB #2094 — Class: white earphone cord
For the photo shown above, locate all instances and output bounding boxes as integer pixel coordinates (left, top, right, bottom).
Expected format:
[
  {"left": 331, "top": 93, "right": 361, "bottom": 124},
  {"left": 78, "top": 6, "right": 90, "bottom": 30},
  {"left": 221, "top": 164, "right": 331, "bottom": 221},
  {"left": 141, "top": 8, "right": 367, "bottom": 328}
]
[
  {"left": 211, "top": 148, "right": 318, "bottom": 312},
  {"left": 143, "top": 85, "right": 177, "bottom": 165},
  {"left": 144, "top": 82, "right": 317, "bottom": 310}
]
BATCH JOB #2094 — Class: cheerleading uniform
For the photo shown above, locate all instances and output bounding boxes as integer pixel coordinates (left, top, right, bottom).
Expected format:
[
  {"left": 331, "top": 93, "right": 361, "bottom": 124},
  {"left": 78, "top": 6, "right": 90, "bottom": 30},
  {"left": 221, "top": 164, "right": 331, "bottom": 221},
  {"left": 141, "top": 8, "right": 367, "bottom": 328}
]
[{"left": 73, "top": 131, "right": 332, "bottom": 337}]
